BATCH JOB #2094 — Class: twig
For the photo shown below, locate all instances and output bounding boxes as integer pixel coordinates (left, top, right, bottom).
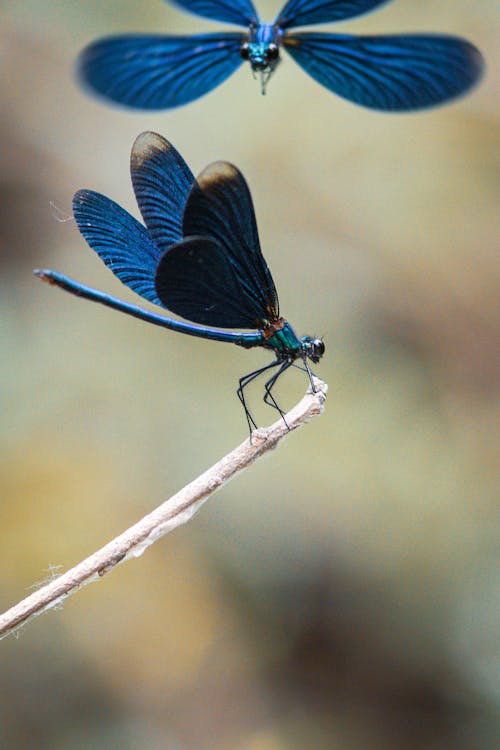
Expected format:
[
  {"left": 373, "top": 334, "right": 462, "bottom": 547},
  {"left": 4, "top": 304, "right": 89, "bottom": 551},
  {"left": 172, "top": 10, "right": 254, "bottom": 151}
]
[{"left": 0, "top": 379, "right": 327, "bottom": 641}]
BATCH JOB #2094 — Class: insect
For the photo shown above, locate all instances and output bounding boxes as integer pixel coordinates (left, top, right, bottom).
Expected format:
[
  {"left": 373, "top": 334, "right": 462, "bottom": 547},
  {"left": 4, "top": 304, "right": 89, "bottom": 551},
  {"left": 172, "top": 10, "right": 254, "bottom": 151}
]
[
  {"left": 78, "top": 0, "right": 484, "bottom": 111},
  {"left": 35, "top": 131, "right": 325, "bottom": 432}
]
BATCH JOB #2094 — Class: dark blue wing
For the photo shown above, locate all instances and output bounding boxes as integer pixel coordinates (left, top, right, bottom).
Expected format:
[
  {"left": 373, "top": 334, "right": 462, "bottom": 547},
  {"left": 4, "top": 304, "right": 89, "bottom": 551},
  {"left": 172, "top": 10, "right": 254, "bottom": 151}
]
[
  {"left": 168, "top": 0, "right": 258, "bottom": 26},
  {"left": 155, "top": 236, "right": 266, "bottom": 328},
  {"left": 77, "top": 33, "right": 244, "bottom": 110},
  {"left": 131, "top": 132, "right": 194, "bottom": 254},
  {"left": 283, "top": 33, "right": 484, "bottom": 110},
  {"left": 73, "top": 190, "right": 163, "bottom": 306},
  {"left": 182, "top": 161, "right": 279, "bottom": 321},
  {"left": 275, "top": 0, "right": 389, "bottom": 29}
]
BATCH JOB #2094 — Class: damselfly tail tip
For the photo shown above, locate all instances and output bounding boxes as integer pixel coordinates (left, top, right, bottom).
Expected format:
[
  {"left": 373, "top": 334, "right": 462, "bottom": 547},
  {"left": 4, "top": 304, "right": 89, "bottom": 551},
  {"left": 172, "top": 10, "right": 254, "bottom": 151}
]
[{"left": 34, "top": 268, "right": 55, "bottom": 284}]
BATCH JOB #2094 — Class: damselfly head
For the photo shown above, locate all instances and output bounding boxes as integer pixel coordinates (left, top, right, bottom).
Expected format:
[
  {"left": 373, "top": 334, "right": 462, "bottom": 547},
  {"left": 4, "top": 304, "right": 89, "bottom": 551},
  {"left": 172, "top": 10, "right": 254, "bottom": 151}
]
[
  {"left": 302, "top": 337, "right": 325, "bottom": 364},
  {"left": 240, "top": 24, "right": 283, "bottom": 94},
  {"left": 241, "top": 41, "right": 280, "bottom": 71}
]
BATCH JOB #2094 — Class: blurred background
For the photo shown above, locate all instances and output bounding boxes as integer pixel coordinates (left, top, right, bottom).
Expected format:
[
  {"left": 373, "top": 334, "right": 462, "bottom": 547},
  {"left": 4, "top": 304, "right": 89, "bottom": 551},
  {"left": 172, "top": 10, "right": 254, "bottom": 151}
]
[{"left": 1, "top": 1, "right": 498, "bottom": 748}]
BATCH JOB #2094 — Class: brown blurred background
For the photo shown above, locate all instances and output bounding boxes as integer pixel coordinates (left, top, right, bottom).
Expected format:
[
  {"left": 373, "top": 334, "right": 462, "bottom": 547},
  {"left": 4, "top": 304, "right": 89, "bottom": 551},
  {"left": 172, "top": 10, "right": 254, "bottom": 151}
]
[{"left": 1, "top": 1, "right": 498, "bottom": 748}]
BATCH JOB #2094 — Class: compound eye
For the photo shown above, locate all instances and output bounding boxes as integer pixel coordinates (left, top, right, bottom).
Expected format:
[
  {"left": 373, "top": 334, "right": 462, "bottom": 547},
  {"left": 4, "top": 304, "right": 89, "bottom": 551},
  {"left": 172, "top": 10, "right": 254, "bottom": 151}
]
[
  {"left": 313, "top": 339, "right": 325, "bottom": 357},
  {"left": 267, "top": 43, "right": 279, "bottom": 60},
  {"left": 240, "top": 42, "right": 250, "bottom": 61}
]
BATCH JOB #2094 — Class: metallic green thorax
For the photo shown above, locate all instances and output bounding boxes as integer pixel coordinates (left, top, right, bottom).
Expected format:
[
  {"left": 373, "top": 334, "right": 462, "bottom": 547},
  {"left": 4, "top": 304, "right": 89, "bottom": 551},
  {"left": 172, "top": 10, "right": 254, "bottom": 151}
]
[{"left": 264, "top": 321, "right": 301, "bottom": 355}]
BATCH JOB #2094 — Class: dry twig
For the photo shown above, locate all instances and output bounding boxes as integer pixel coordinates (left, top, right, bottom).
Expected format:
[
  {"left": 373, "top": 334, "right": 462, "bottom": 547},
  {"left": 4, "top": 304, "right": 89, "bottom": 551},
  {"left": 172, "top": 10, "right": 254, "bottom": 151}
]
[{"left": 0, "top": 378, "right": 327, "bottom": 640}]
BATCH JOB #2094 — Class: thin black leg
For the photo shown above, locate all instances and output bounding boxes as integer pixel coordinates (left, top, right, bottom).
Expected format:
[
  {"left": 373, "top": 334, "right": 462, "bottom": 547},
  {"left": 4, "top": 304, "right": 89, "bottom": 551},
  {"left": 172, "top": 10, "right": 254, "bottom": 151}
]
[
  {"left": 237, "top": 359, "right": 280, "bottom": 434},
  {"left": 291, "top": 358, "right": 317, "bottom": 393},
  {"left": 263, "top": 361, "right": 293, "bottom": 428},
  {"left": 302, "top": 357, "right": 317, "bottom": 393}
]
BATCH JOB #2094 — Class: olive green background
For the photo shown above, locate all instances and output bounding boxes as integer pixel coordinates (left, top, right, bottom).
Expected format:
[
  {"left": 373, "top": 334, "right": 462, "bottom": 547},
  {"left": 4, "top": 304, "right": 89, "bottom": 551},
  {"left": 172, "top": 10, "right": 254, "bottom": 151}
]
[{"left": 1, "top": 1, "right": 498, "bottom": 748}]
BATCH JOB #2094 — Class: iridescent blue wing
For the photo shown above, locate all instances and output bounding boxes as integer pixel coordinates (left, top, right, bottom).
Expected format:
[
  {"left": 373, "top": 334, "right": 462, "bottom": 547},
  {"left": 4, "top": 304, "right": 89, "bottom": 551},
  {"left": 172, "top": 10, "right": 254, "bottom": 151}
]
[
  {"left": 73, "top": 190, "right": 164, "bottom": 306},
  {"left": 168, "top": 0, "right": 259, "bottom": 26},
  {"left": 155, "top": 162, "right": 279, "bottom": 328},
  {"left": 155, "top": 237, "right": 267, "bottom": 328},
  {"left": 283, "top": 33, "right": 484, "bottom": 110},
  {"left": 182, "top": 162, "right": 279, "bottom": 320},
  {"left": 77, "top": 33, "right": 244, "bottom": 110},
  {"left": 130, "top": 132, "right": 194, "bottom": 253},
  {"left": 275, "top": 0, "right": 389, "bottom": 29}
]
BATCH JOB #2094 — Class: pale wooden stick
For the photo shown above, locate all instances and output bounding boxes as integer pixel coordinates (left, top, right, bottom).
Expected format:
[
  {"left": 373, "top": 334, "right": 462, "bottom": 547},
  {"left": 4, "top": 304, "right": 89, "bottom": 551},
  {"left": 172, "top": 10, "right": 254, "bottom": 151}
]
[{"left": 0, "top": 379, "right": 327, "bottom": 640}]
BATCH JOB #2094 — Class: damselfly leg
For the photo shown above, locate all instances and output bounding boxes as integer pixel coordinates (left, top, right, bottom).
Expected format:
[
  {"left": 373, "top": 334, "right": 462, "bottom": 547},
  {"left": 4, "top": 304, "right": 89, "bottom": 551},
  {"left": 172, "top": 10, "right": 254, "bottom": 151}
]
[
  {"left": 237, "top": 359, "right": 281, "bottom": 434},
  {"left": 263, "top": 360, "right": 293, "bottom": 428}
]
